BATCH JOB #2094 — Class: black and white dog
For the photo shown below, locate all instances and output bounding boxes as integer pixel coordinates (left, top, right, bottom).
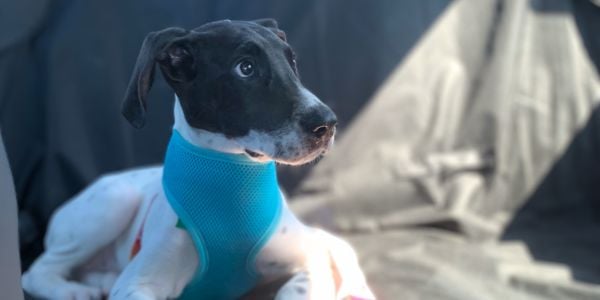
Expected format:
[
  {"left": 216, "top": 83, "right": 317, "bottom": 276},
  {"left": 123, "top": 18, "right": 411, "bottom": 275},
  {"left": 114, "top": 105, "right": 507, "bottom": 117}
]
[{"left": 22, "top": 19, "right": 374, "bottom": 300}]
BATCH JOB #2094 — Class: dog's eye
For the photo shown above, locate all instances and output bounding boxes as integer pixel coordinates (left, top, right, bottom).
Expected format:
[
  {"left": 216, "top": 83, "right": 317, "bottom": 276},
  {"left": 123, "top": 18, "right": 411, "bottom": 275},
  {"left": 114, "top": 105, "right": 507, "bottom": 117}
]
[{"left": 234, "top": 60, "right": 255, "bottom": 78}]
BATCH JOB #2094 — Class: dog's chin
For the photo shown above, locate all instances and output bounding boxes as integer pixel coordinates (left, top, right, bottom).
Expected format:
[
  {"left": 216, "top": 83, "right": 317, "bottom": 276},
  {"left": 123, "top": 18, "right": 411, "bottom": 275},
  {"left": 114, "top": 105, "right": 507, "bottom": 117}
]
[
  {"left": 244, "top": 136, "right": 335, "bottom": 165},
  {"left": 277, "top": 151, "right": 325, "bottom": 166},
  {"left": 244, "top": 148, "right": 327, "bottom": 166}
]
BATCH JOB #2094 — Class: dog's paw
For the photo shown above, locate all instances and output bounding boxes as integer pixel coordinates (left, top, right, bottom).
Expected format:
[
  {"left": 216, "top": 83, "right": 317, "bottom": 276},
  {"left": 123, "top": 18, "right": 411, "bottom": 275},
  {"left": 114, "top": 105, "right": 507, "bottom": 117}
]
[
  {"left": 274, "top": 285, "right": 310, "bottom": 300},
  {"left": 81, "top": 272, "right": 119, "bottom": 294},
  {"left": 110, "top": 287, "right": 156, "bottom": 300},
  {"left": 274, "top": 272, "right": 312, "bottom": 300},
  {"left": 53, "top": 282, "right": 103, "bottom": 300}
]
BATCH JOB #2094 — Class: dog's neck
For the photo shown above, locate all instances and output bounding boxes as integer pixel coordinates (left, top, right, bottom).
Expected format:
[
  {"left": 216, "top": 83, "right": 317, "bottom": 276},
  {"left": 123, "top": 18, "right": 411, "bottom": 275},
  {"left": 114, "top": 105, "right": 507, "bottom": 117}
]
[
  {"left": 162, "top": 119, "right": 283, "bottom": 299},
  {"left": 173, "top": 96, "right": 249, "bottom": 156}
]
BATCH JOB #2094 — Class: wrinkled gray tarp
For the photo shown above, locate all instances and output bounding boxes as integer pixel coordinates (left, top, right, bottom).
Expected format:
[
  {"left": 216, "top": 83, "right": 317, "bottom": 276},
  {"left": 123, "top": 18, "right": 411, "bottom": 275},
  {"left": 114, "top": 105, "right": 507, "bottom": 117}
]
[{"left": 292, "top": 0, "right": 600, "bottom": 299}]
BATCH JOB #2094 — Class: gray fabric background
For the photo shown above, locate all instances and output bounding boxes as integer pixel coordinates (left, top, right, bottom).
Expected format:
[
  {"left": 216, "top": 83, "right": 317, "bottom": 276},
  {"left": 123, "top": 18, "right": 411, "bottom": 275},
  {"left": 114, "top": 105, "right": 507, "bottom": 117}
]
[
  {"left": 0, "top": 133, "right": 24, "bottom": 299},
  {"left": 292, "top": 0, "right": 600, "bottom": 299}
]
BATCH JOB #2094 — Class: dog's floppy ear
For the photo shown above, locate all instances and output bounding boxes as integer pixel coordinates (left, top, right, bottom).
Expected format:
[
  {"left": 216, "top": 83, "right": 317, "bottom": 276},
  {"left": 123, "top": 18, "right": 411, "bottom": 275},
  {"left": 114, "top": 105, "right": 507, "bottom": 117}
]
[
  {"left": 122, "top": 27, "right": 191, "bottom": 128},
  {"left": 253, "top": 18, "right": 287, "bottom": 42}
]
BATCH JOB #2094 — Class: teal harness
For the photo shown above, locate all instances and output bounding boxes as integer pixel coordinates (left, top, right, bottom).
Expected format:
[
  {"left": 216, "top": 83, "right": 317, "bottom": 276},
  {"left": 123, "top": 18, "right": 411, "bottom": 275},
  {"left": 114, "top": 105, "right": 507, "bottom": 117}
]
[{"left": 162, "top": 130, "right": 283, "bottom": 299}]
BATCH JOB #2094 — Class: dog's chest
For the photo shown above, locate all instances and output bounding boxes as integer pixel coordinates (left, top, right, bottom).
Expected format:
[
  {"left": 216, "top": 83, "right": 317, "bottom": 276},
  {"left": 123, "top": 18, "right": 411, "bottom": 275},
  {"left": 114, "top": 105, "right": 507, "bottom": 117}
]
[{"left": 162, "top": 130, "right": 285, "bottom": 299}]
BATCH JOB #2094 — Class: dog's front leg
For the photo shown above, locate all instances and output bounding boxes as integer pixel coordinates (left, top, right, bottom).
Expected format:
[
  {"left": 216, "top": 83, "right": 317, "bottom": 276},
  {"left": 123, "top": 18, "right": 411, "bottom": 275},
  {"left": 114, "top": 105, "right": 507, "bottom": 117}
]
[
  {"left": 274, "top": 271, "right": 320, "bottom": 300},
  {"left": 273, "top": 228, "right": 337, "bottom": 300},
  {"left": 110, "top": 198, "right": 197, "bottom": 300},
  {"left": 275, "top": 229, "right": 375, "bottom": 300},
  {"left": 317, "top": 230, "right": 375, "bottom": 300}
]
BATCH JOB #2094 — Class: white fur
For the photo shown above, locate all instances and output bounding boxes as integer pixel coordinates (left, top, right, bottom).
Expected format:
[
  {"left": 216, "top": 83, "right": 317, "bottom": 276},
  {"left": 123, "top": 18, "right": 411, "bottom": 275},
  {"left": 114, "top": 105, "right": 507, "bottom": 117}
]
[{"left": 22, "top": 98, "right": 373, "bottom": 300}]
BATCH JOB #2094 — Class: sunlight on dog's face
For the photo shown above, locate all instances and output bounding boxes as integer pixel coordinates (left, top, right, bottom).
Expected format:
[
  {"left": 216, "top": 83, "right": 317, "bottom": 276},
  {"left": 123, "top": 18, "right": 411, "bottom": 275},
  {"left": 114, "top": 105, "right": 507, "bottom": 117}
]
[{"left": 168, "top": 20, "right": 337, "bottom": 165}]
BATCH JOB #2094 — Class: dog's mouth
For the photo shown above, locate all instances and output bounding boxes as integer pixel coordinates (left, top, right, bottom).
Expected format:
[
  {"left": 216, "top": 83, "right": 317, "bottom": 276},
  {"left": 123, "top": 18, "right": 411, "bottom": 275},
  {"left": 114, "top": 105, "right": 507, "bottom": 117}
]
[
  {"left": 244, "top": 148, "right": 324, "bottom": 165},
  {"left": 240, "top": 129, "right": 336, "bottom": 165},
  {"left": 243, "top": 138, "right": 334, "bottom": 166},
  {"left": 244, "top": 149, "right": 265, "bottom": 158}
]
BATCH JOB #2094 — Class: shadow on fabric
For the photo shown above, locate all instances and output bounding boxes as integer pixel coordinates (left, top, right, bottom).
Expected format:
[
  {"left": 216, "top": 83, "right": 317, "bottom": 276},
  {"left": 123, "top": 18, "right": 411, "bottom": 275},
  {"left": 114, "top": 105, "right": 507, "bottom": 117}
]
[
  {"left": 529, "top": 0, "right": 600, "bottom": 74},
  {"left": 502, "top": 104, "right": 600, "bottom": 284}
]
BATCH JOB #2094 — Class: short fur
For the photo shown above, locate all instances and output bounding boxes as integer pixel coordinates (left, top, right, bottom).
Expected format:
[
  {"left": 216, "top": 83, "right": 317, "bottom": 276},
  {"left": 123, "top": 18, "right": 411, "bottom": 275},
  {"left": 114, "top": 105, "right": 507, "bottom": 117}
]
[{"left": 22, "top": 19, "right": 375, "bottom": 300}]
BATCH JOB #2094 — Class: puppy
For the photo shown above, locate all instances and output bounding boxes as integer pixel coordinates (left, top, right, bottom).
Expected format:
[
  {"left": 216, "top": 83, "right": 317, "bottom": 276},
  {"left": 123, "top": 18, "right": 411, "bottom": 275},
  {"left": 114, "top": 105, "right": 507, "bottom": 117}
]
[{"left": 22, "top": 19, "right": 375, "bottom": 300}]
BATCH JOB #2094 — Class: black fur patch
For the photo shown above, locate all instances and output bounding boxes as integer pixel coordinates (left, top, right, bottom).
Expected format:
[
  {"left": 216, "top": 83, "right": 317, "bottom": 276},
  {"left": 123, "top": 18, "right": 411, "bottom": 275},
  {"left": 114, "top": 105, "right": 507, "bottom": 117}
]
[{"left": 123, "top": 20, "right": 307, "bottom": 138}]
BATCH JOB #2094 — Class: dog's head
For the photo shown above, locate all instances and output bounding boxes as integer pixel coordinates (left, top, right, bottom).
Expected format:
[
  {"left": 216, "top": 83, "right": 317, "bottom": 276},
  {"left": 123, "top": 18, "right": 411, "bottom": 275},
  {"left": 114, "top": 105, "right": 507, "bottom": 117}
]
[{"left": 122, "top": 19, "right": 336, "bottom": 165}]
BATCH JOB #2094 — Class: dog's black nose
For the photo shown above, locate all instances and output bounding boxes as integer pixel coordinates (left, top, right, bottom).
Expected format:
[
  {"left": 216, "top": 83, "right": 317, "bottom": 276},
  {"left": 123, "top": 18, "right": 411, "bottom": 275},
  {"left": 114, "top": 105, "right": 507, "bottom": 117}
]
[
  {"left": 312, "top": 120, "right": 336, "bottom": 138},
  {"left": 300, "top": 109, "right": 337, "bottom": 139}
]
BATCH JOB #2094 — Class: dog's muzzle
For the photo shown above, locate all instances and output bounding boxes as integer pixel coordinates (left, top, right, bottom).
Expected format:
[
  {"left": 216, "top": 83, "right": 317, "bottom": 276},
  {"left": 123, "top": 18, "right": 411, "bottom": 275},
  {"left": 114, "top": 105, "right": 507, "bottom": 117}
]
[{"left": 299, "top": 107, "right": 337, "bottom": 152}]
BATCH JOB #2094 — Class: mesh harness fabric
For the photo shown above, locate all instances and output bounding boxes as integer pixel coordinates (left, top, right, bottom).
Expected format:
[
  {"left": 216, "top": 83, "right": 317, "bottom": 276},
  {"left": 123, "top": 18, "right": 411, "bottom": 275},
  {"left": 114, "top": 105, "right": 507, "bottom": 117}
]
[{"left": 162, "top": 130, "right": 283, "bottom": 299}]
